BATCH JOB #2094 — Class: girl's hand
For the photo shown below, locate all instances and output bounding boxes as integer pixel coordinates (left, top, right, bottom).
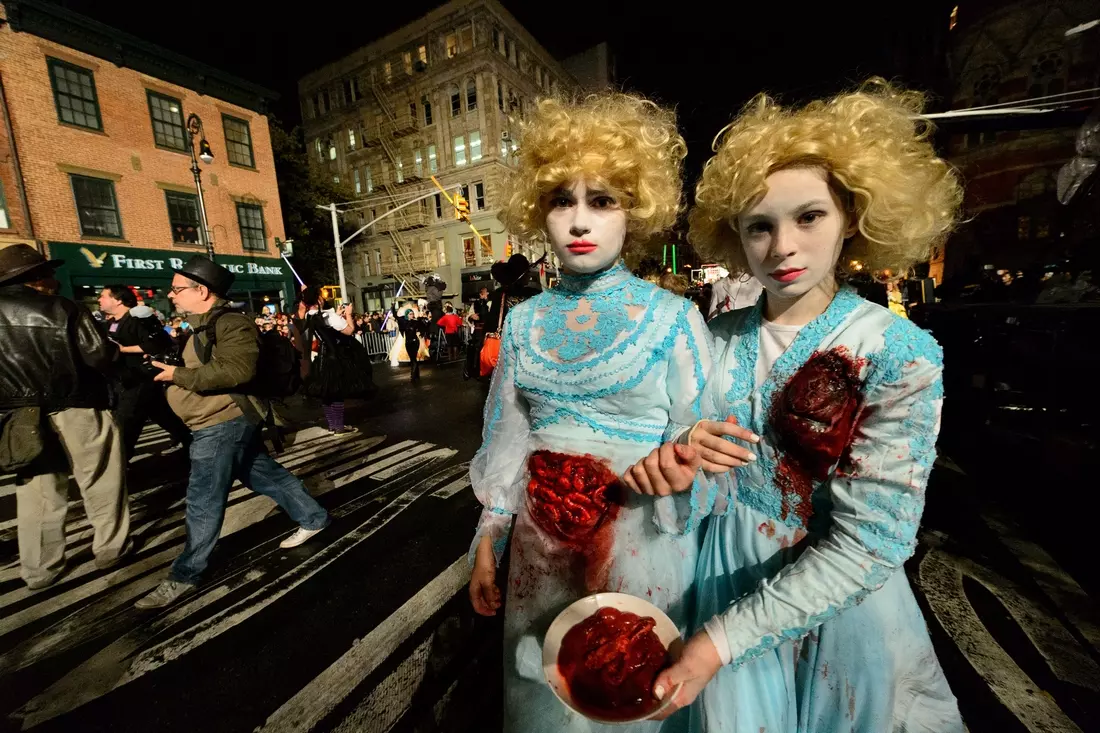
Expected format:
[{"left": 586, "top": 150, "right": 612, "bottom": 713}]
[
  {"left": 650, "top": 631, "right": 723, "bottom": 719},
  {"left": 688, "top": 416, "right": 760, "bottom": 473},
  {"left": 621, "top": 443, "right": 702, "bottom": 497},
  {"left": 469, "top": 536, "right": 502, "bottom": 616}
]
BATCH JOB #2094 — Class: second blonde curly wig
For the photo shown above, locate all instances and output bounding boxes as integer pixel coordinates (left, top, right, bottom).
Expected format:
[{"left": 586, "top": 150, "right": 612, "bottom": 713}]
[
  {"left": 501, "top": 93, "right": 687, "bottom": 247},
  {"left": 689, "top": 79, "right": 962, "bottom": 277}
]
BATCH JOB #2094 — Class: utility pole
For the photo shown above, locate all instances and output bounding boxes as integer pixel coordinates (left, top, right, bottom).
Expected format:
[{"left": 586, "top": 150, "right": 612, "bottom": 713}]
[{"left": 329, "top": 203, "right": 347, "bottom": 306}]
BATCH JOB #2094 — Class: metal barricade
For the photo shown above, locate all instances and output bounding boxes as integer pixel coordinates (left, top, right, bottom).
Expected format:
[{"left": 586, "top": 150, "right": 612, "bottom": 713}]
[{"left": 359, "top": 330, "right": 397, "bottom": 362}]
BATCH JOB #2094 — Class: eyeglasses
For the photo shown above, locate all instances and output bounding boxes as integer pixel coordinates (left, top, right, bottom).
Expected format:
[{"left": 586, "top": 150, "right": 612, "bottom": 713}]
[{"left": 168, "top": 285, "right": 199, "bottom": 295}]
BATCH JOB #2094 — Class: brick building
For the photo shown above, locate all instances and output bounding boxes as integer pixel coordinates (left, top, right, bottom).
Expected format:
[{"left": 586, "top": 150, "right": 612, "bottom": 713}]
[
  {"left": 942, "top": 0, "right": 1099, "bottom": 283},
  {"left": 0, "top": 0, "right": 293, "bottom": 315},
  {"left": 298, "top": 0, "right": 608, "bottom": 311}
]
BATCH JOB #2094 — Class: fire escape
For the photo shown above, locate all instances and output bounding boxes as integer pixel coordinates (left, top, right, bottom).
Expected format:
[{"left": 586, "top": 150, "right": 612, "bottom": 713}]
[{"left": 362, "top": 82, "right": 436, "bottom": 297}]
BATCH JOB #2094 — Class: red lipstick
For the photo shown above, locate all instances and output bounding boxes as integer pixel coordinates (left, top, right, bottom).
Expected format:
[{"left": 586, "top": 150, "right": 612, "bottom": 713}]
[
  {"left": 770, "top": 268, "right": 806, "bottom": 283},
  {"left": 567, "top": 240, "right": 598, "bottom": 254}
]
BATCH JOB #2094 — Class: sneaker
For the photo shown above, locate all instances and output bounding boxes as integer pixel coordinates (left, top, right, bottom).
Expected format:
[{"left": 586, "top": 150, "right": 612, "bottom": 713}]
[
  {"left": 280, "top": 525, "right": 327, "bottom": 549},
  {"left": 25, "top": 565, "right": 66, "bottom": 591},
  {"left": 330, "top": 426, "right": 358, "bottom": 436},
  {"left": 135, "top": 579, "right": 196, "bottom": 609}
]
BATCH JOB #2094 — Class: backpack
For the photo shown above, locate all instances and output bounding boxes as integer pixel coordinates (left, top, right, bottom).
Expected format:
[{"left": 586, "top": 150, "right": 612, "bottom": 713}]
[{"left": 194, "top": 307, "right": 301, "bottom": 399}]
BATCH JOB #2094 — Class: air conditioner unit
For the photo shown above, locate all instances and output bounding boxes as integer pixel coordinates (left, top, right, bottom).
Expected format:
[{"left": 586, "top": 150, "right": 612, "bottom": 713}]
[{"left": 501, "top": 130, "right": 511, "bottom": 141}]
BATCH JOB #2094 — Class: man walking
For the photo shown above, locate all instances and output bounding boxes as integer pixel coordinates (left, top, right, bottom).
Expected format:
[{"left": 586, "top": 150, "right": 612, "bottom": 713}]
[
  {"left": 463, "top": 286, "right": 491, "bottom": 379},
  {"left": 135, "top": 256, "right": 329, "bottom": 609},
  {"left": 98, "top": 284, "right": 191, "bottom": 458},
  {"left": 0, "top": 245, "right": 130, "bottom": 589}
]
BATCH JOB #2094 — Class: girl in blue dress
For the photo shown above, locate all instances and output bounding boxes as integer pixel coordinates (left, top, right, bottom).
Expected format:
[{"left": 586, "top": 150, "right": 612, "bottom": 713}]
[
  {"left": 647, "top": 81, "right": 966, "bottom": 732},
  {"left": 466, "top": 93, "right": 752, "bottom": 733}
]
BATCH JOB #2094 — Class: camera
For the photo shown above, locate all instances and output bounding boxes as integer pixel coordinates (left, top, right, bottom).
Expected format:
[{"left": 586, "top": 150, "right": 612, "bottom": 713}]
[{"left": 142, "top": 347, "right": 184, "bottom": 375}]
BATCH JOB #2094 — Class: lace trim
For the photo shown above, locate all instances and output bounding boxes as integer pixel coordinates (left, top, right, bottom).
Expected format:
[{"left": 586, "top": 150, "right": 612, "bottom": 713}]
[{"left": 556, "top": 260, "right": 633, "bottom": 294}]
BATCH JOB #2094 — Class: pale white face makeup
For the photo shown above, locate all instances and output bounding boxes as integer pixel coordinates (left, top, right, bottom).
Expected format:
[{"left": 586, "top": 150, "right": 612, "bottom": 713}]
[
  {"left": 545, "top": 179, "right": 628, "bottom": 275},
  {"left": 735, "top": 167, "right": 854, "bottom": 321}
]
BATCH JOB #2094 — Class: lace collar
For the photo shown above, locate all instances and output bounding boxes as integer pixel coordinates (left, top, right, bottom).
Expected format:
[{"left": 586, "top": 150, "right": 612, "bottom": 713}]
[{"left": 556, "top": 261, "right": 633, "bottom": 295}]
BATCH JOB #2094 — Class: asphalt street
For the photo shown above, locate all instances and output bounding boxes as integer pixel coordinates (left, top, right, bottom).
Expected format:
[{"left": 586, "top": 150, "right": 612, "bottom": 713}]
[{"left": 0, "top": 360, "right": 1096, "bottom": 732}]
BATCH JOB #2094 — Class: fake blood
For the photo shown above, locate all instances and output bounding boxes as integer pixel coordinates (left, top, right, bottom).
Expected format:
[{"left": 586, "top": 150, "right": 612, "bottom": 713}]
[
  {"left": 557, "top": 607, "right": 667, "bottom": 720},
  {"left": 770, "top": 347, "right": 866, "bottom": 525},
  {"left": 526, "top": 450, "right": 622, "bottom": 592}
]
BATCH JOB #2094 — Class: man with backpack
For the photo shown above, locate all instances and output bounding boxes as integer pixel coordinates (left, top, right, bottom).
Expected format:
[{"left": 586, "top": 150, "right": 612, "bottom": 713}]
[{"left": 134, "top": 256, "right": 329, "bottom": 609}]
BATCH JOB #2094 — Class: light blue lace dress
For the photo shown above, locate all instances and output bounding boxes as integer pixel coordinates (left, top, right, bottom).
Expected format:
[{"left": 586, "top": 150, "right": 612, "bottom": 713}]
[
  {"left": 470, "top": 262, "right": 715, "bottom": 733},
  {"left": 689, "top": 290, "right": 963, "bottom": 733}
]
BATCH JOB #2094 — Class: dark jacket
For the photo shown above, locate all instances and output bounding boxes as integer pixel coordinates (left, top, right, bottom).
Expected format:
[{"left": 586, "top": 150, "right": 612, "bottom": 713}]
[
  {"left": 104, "top": 309, "right": 173, "bottom": 387},
  {"left": 0, "top": 284, "right": 117, "bottom": 410},
  {"left": 487, "top": 283, "right": 539, "bottom": 333}
]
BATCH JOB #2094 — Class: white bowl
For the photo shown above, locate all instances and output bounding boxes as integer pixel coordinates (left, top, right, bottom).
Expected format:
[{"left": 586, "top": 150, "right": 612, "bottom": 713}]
[{"left": 542, "top": 592, "right": 684, "bottom": 725}]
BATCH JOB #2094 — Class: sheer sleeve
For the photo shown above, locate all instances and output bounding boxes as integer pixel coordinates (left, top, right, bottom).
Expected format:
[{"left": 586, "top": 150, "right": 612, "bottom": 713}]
[
  {"left": 468, "top": 312, "right": 531, "bottom": 567},
  {"left": 653, "top": 302, "right": 716, "bottom": 534},
  {"left": 709, "top": 327, "right": 943, "bottom": 669}
]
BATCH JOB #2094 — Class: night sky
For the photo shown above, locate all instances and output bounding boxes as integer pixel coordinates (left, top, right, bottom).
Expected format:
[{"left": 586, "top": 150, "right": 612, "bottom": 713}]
[{"left": 48, "top": 0, "right": 955, "bottom": 184}]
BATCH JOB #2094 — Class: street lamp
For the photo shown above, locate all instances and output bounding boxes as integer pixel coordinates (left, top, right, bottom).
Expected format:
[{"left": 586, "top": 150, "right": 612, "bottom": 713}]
[{"left": 186, "top": 113, "right": 215, "bottom": 261}]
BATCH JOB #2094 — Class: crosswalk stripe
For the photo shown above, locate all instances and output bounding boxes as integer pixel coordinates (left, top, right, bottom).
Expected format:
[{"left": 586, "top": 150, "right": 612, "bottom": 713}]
[
  {"left": 430, "top": 475, "right": 470, "bottom": 499},
  {"left": 259, "top": 556, "right": 468, "bottom": 733}
]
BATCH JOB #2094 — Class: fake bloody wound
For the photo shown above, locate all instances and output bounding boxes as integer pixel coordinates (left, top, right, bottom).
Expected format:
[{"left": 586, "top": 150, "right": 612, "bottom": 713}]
[{"left": 557, "top": 607, "right": 668, "bottom": 720}]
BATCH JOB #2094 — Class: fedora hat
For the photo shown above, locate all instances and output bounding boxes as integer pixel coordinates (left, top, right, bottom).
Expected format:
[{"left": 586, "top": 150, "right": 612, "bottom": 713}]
[
  {"left": 491, "top": 254, "right": 532, "bottom": 288},
  {"left": 0, "top": 244, "right": 64, "bottom": 285},
  {"left": 173, "top": 255, "right": 234, "bottom": 298}
]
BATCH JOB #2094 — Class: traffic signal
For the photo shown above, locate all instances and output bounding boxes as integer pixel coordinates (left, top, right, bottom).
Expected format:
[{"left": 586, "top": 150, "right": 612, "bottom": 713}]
[
  {"left": 454, "top": 194, "right": 470, "bottom": 222},
  {"left": 504, "top": 239, "right": 513, "bottom": 258}
]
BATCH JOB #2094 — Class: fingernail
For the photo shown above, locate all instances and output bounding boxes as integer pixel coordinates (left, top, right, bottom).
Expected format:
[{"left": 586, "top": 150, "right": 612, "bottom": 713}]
[
  {"left": 750, "top": 434, "right": 761, "bottom": 442},
  {"left": 654, "top": 684, "right": 666, "bottom": 700},
  {"left": 746, "top": 454, "right": 757, "bottom": 462}
]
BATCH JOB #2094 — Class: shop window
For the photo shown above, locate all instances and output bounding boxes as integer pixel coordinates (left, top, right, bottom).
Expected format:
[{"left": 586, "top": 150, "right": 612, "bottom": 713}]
[
  {"left": 236, "top": 203, "right": 267, "bottom": 251},
  {"left": 147, "top": 91, "right": 187, "bottom": 151},
  {"left": 70, "top": 174, "right": 122, "bottom": 238},
  {"left": 48, "top": 57, "right": 102, "bottom": 131},
  {"left": 165, "top": 190, "right": 201, "bottom": 245}
]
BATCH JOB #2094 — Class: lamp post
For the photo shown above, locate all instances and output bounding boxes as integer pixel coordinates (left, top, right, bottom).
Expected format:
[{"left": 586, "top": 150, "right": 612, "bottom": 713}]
[{"left": 186, "top": 113, "right": 215, "bottom": 262}]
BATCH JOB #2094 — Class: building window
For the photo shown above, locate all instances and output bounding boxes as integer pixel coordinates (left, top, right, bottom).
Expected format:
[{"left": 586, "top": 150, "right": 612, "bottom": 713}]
[
  {"left": 47, "top": 58, "right": 102, "bottom": 131},
  {"left": 474, "top": 181, "right": 485, "bottom": 209},
  {"left": 396, "top": 156, "right": 405, "bottom": 183},
  {"left": 315, "top": 138, "right": 323, "bottom": 162},
  {"left": 404, "top": 51, "right": 413, "bottom": 75},
  {"left": 343, "top": 79, "right": 353, "bottom": 103},
  {"left": 507, "top": 39, "right": 517, "bottom": 65},
  {"left": 466, "top": 79, "right": 478, "bottom": 111},
  {"left": 146, "top": 91, "right": 187, "bottom": 151},
  {"left": 428, "top": 145, "right": 438, "bottom": 173},
  {"left": 500, "top": 135, "right": 509, "bottom": 159},
  {"left": 348, "top": 128, "right": 357, "bottom": 150},
  {"left": 498, "top": 80, "right": 505, "bottom": 111},
  {"left": 223, "top": 115, "right": 255, "bottom": 168},
  {"left": 424, "top": 100, "right": 433, "bottom": 125},
  {"left": 454, "top": 135, "right": 467, "bottom": 166},
  {"left": 329, "top": 140, "right": 337, "bottom": 160},
  {"left": 446, "top": 33, "right": 459, "bottom": 58},
  {"left": 415, "top": 149, "right": 424, "bottom": 178},
  {"left": 519, "top": 51, "right": 529, "bottom": 74},
  {"left": 165, "top": 190, "right": 201, "bottom": 245},
  {"left": 435, "top": 193, "right": 443, "bottom": 218},
  {"left": 463, "top": 235, "right": 476, "bottom": 266},
  {"left": 459, "top": 25, "right": 473, "bottom": 53},
  {"left": 417, "top": 45, "right": 428, "bottom": 65},
  {"left": 437, "top": 236, "right": 446, "bottom": 265},
  {"left": 236, "top": 203, "right": 266, "bottom": 251},
  {"left": 354, "top": 168, "right": 361, "bottom": 194},
  {"left": 364, "top": 253, "right": 372, "bottom": 277},
  {"left": 0, "top": 179, "right": 8, "bottom": 229},
  {"left": 1017, "top": 216, "right": 1031, "bottom": 240},
  {"left": 383, "top": 62, "right": 392, "bottom": 83},
  {"left": 492, "top": 29, "right": 501, "bottom": 53},
  {"left": 366, "top": 166, "right": 374, "bottom": 192},
  {"left": 313, "top": 93, "right": 323, "bottom": 116},
  {"left": 70, "top": 175, "right": 122, "bottom": 238},
  {"left": 333, "top": 176, "right": 340, "bottom": 184},
  {"left": 409, "top": 102, "right": 418, "bottom": 126},
  {"left": 374, "top": 249, "right": 382, "bottom": 274},
  {"left": 451, "top": 85, "right": 462, "bottom": 117},
  {"left": 322, "top": 90, "right": 331, "bottom": 111},
  {"left": 469, "top": 131, "right": 482, "bottom": 162}
]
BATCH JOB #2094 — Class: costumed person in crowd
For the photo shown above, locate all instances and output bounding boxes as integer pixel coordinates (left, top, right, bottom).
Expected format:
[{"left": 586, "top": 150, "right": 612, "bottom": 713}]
[
  {"left": 437, "top": 303, "right": 464, "bottom": 362},
  {"left": 393, "top": 301, "right": 425, "bottom": 381},
  {"left": 649, "top": 80, "right": 964, "bottom": 732},
  {"left": 466, "top": 93, "right": 754, "bottom": 733},
  {"left": 707, "top": 274, "right": 763, "bottom": 321},
  {"left": 298, "top": 287, "right": 364, "bottom": 435},
  {"left": 463, "top": 286, "right": 492, "bottom": 380},
  {"left": 425, "top": 276, "right": 447, "bottom": 324}
]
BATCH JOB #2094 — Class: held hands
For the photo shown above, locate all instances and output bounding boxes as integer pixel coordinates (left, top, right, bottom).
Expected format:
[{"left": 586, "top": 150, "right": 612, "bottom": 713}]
[
  {"left": 469, "top": 535, "right": 502, "bottom": 616},
  {"left": 650, "top": 631, "right": 724, "bottom": 719},
  {"left": 621, "top": 443, "right": 702, "bottom": 497},
  {"left": 688, "top": 416, "right": 760, "bottom": 473}
]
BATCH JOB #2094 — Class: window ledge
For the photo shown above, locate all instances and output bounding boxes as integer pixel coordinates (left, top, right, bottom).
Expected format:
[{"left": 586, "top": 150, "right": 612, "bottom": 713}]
[
  {"left": 153, "top": 144, "right": 190, "bottom": 156},
  {"left": 227, "top": 161, "right": 258, "bottom": 172},
  {"left": 80, "top": 235, "right": 129, "bottom": 243}
]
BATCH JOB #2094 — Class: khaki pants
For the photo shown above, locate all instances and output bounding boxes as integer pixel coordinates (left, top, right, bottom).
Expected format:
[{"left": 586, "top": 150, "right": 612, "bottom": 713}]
[{"left": 16, "top": 407, "right": 130, "bottom": 587}]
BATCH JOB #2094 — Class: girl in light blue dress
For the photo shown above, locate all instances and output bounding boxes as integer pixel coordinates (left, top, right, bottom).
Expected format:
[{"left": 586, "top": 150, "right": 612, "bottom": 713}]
[
  {"left": 465, "top": 94, "right": 751, "bottom": 733},
  {"left": 648, "top": 81, "right": 967, "bottom": 732}
]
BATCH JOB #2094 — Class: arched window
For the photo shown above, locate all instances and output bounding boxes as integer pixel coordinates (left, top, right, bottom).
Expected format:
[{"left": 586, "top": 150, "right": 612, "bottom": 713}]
[
  {"left": 466, "top": 78, "right": 478, "bottom": 112},
  {"left": 1028, "top": 51, "right": 1066, "bottom": 98},
  {"left": 449, "top": 84, "right": 461, "bottom": 117},
  {"left": 1016, "top": 170, "right": 1054, "bottom": 202}
]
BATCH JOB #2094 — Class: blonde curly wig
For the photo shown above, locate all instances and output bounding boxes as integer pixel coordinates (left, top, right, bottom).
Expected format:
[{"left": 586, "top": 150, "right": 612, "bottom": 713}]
[
  {"left": 689, "top": 79, "right": 962, "bottom": 277},
  {"left": 501, "top": 93, "right": 687, "bottom": 247}
]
